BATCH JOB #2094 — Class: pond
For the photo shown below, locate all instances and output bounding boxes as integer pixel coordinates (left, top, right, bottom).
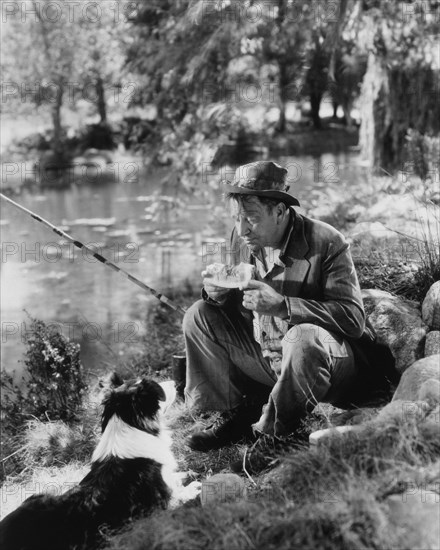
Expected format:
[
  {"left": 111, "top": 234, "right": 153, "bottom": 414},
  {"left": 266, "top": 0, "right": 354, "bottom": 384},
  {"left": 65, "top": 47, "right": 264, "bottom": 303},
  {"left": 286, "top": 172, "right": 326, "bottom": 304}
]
[{"left": 1, "top": 151, "right": 364, "bottom": 375}]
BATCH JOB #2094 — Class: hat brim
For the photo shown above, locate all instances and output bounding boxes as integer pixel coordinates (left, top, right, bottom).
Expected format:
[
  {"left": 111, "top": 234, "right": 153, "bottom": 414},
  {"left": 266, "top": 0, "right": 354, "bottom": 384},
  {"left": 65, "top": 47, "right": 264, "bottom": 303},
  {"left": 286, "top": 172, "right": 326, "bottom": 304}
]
[{"left": 222, "top": 182, "right": 300, "bottom": 207}]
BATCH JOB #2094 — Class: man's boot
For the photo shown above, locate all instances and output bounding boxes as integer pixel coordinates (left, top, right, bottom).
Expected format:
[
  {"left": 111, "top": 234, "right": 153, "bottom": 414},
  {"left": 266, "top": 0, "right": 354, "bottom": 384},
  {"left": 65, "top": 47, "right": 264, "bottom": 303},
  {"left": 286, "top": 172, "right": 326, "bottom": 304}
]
[{"left": 186, "top": 394, "right": 267, "bottom": 452}]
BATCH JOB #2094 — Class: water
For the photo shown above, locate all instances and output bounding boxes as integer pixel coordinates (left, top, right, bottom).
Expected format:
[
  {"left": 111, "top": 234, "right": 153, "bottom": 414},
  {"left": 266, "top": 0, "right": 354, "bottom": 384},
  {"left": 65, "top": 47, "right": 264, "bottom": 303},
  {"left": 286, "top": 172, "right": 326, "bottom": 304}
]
[{"left": 1, "top": 151, "right": 364, "bottom": 375}]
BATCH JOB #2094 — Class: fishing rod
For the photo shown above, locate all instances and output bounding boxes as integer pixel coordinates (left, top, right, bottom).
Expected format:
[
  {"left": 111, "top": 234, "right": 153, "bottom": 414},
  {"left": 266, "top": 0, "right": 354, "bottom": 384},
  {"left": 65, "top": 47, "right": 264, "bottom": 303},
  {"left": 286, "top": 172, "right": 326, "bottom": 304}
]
[{"left": 0, "top": 193, "right": 187, "bottom": 316}]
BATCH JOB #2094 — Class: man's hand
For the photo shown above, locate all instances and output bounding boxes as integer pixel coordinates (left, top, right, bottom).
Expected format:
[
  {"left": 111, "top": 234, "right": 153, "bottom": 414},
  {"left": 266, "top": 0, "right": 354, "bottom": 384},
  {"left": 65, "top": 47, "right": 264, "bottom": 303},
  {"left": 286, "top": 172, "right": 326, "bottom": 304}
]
[
  {"left": 203, "top": 282, "right": 231, "bottom": 303},
  {"left": 202, "top": 270, "right": 231, "bottom": 303},
  {"left": 240, "top": 280, "right": 288, "bottom": 318}
]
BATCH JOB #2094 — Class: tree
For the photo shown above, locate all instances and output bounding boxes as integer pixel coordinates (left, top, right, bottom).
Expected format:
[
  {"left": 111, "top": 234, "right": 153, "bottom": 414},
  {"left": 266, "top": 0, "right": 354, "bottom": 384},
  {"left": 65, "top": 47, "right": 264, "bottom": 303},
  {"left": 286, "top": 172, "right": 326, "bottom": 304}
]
[
  {"left": 75, "top": 3, "right": 128, "bottom": 125},
  {"left": 358, "top": 0, "right": 440, "bottom": 171},
  {"left": 1, "top": 0, "right": 129, "bottom": 158},
  {"left": 1, "top": 0, "right": 78, "bottom": 159},
  {"left": 124, "top": 1, "right": 243, "bottom": 126}
]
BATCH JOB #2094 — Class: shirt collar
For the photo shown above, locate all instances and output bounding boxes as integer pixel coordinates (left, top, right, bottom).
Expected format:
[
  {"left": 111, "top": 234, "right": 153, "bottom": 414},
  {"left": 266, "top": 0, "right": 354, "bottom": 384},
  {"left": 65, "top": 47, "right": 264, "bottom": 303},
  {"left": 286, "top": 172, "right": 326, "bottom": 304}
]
[{"left": 253, "top": 209, "right": 295, "bottom": 269}]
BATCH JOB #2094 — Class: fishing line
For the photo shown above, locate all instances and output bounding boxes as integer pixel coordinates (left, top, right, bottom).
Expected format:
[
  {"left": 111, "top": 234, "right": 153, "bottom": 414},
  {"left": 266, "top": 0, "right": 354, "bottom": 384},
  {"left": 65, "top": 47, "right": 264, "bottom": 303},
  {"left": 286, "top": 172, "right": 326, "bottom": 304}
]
[{"left": 0, "top": 193, "right": 187, "bottom": 316}]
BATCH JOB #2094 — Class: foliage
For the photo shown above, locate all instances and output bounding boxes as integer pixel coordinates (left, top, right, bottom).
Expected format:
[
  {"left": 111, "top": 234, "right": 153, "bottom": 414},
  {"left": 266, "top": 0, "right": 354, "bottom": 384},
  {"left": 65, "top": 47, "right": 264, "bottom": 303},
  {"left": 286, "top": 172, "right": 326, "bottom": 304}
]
[
  {"left": 125, "top": 0, "right": 352, "bottom": 139},
  {"left": 1, "top": 316, "right": 88, "bottom": 430},
  {"left": 1, "top": 0, "right": 129, "bottom": 155},
  {"left": 125, "top": 1, "right": 242, "bottom": 123}
]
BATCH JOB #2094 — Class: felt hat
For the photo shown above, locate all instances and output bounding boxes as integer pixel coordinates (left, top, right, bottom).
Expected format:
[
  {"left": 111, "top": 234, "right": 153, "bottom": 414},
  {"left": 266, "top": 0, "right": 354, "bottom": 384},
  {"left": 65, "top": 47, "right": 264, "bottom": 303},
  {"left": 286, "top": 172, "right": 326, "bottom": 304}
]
[{"left": 223, "top": 161, "right": 300, "bottom": 207}]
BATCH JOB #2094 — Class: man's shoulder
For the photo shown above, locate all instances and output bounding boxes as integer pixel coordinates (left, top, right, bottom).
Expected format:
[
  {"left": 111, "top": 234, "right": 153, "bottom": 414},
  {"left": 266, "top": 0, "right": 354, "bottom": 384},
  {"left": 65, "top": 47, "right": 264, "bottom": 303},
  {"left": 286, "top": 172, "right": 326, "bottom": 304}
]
[
  {"left": 299, "top": 212, "right": 343, "bottom": 236},
  {"left": 298, "top": 212, "right": 346, "bottom": 244}
]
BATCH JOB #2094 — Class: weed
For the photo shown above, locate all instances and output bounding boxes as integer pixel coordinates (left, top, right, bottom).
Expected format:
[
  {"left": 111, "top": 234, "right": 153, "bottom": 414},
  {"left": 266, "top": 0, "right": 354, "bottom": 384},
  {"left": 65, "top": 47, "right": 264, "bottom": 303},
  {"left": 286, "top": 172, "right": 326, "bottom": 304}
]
[{"left": 0, "top": 315, "right": 89, "bottom": 480}]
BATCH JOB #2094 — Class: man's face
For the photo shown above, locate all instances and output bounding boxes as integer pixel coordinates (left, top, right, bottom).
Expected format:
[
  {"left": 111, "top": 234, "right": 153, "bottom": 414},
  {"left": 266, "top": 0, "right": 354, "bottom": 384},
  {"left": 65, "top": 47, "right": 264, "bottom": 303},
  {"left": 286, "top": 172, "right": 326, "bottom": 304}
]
[{"left": 229, "top": 196, "right": 278, "bottom": 252}]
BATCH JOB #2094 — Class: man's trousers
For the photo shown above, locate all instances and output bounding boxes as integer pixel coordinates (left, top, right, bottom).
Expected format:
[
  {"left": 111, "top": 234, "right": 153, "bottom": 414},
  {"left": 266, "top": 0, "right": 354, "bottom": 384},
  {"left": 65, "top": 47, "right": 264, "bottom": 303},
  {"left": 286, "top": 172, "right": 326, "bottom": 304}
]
[{"left": 183, "top": 300, "right": 360, "bottom": 436}]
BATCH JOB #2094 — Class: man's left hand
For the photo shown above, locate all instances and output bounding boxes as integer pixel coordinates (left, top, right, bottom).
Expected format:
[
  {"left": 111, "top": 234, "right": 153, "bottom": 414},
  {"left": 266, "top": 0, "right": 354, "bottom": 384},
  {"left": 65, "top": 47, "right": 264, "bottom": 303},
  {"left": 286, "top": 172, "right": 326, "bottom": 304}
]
[{"left": 240, "top": 280, "right": 288, "bottom": 318}]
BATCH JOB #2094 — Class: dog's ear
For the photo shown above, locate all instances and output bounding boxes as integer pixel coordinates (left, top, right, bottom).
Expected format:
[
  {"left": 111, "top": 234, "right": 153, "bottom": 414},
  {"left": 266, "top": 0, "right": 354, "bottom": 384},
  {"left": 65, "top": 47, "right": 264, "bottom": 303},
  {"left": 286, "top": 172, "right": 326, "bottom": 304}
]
[
  {"left": 154, "top": 381, "right": 167, "bottom": 402},
  {"left": 110, "top": 372, "right": 125, "bottom": 388}
]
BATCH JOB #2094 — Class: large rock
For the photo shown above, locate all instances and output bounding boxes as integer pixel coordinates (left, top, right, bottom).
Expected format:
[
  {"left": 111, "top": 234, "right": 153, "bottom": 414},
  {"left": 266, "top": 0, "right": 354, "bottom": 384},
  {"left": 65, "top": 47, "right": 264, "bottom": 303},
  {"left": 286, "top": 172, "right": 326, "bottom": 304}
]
[
  {"left": 392, "top": 355, "right": 440, "bottom": 402},
  {"left": 362, "top": 289, "right": 428, "bottom": 374},
  {"left": 422, "top": 282, "right": 440, "bottom": 330},
  {"left": 375, "top": 399, "right": 430, "bottom": 424},
  {"left": 425, "top": 331, "right": 440, "bottom": 356}
]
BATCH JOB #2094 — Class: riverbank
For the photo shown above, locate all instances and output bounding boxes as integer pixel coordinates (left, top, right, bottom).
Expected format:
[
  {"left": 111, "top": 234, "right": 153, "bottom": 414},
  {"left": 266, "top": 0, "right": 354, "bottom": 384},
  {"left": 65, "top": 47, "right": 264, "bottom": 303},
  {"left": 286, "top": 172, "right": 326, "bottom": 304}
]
[{"left": 1, "top": 122, "right": 439, "bottom": 547}]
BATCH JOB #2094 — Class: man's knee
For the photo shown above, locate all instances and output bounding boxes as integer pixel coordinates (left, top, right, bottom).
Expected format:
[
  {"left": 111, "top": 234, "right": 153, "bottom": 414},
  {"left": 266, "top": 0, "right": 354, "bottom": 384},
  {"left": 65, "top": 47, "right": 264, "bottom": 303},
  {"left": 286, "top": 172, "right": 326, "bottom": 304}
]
[
  {"left": 283, "top": 323, "right": 331, "bottom": 350},
  {"left": 182, "top": 299, "right": 222, "bottom": 336},
  {"left": 281, "top": 324, "right": 339, "bottom": 373}
]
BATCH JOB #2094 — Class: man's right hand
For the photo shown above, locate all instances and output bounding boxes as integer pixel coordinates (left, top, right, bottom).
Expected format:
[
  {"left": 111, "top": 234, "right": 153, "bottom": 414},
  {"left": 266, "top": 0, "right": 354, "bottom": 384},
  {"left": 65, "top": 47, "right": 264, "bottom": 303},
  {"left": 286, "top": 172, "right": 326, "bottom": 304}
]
[
  {"left": 202, "top": 269, "right": 231, "bottom": 303},
  {"left": 203, "top": 282, "right": 230, "bottom": 303}
]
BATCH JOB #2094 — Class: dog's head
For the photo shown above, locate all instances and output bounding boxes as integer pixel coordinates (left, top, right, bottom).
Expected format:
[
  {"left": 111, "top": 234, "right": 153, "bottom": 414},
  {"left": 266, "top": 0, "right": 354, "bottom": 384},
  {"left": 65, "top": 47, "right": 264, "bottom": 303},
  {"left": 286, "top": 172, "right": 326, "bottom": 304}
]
[{"left": 101, "top": 374, "right": 166, "bottom": 434}]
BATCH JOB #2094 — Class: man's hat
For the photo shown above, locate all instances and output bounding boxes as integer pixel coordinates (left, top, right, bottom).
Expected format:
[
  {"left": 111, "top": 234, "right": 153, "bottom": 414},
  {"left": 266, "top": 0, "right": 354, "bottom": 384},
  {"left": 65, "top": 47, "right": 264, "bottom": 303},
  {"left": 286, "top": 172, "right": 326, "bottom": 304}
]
[{"left": 222, "top": 161, "right": 300, "bottom": 207}]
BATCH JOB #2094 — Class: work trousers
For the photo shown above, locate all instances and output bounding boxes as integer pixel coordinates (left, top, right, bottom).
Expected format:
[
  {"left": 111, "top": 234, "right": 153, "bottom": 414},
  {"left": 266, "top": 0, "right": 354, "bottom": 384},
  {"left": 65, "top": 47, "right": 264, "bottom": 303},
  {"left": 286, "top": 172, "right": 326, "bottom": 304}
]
[{"left": 183, "top": 300, "right": 359, "bottom": 436}]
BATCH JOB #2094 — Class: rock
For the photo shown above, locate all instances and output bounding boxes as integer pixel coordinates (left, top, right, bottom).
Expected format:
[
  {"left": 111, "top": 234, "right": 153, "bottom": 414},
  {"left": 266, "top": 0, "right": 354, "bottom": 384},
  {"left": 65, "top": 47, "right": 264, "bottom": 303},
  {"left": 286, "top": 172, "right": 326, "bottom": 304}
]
[
  {"left": 424, "top": 404, "right": 440, "bottom": 427},
  {"left": 392, "top": 355, "right": 440, "bottom": 402},
  {"left": 385, "top": 492, "right": 440, "bottom": 550},
  {"left": 309, "top": 425, "right": 362, "bottom": 445},
  {"left": 362, "top": 289, "right": 428, "bottom": 374},
  {"left": 425, "top": 331, "right": 440, "bottom": 356},
  {"left": 200, "top": 473, "right": 246, "bottom": 506},
  {"left": 375, "top": 399, "right": 430, "bottom": 424},
  {"left": 418, "top": 378, "right": 440, "bottom": 405},
  {"left": 422, "top": 282, "right": 440, "bottom": 330}
]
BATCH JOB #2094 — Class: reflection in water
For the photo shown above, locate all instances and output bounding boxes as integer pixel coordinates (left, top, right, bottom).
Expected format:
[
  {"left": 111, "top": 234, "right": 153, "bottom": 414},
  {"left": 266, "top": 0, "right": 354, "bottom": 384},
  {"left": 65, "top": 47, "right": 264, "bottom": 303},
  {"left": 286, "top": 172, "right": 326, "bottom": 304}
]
[
  {"left": 1, "top": 152, "right": 363, "bottom": 375},
  {"left": 1, "top": 166, "right": 212, "bottom": 374}
]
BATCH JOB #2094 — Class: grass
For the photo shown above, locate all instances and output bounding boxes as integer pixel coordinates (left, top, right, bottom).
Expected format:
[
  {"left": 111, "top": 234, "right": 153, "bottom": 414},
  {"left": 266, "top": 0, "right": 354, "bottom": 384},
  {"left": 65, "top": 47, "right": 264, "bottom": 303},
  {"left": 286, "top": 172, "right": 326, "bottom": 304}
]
[
  {"left": 102, "top": 398, "right": 440, "bottom": 550},
  {"left": 354, "top": 255, "right": 439, "bottom": 303},
  {"left": 0, "top": 462, "right": 89, "bottom": 521},
  {"left": 0, "top": 400, "right": 100, "bottom": 484}
]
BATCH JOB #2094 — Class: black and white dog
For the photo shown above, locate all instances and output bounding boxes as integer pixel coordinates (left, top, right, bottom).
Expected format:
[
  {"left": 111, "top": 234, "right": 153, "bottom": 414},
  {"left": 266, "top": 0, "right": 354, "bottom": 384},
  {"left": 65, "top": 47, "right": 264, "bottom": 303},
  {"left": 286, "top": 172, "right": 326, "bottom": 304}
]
[{"left": 0, "top": 375, "right": 200, "bottom": 550}]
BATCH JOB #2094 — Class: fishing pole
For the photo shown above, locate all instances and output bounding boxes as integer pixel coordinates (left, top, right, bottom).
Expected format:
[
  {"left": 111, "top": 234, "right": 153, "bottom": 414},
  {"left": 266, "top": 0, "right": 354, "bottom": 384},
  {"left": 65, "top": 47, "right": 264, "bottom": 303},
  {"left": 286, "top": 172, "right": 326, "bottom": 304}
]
[{"left": 0, "top": 193, "right": 187, "bottom": 316}]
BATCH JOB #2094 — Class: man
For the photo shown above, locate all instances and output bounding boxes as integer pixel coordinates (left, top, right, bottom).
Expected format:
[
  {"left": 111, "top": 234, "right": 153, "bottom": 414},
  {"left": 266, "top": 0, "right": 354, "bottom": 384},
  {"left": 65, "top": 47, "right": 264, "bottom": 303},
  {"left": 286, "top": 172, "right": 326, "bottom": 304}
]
[{"left": 183, "top": 160, "right": 367, "bottom": 452}]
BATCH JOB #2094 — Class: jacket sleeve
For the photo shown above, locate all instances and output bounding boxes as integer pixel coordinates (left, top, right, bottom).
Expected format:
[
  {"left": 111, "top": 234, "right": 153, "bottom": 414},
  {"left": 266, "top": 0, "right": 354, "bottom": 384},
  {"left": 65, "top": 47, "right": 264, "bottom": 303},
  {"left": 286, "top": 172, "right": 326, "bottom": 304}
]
[{"left": 284, "top": 239, "right": 366, "bottom": 339}]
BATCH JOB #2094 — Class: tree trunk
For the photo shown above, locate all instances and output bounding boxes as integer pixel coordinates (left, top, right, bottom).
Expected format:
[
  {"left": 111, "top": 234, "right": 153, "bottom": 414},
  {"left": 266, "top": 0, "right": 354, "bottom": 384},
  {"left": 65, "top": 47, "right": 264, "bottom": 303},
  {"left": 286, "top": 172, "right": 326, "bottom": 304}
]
[
  {"left": 34, "top": 0, "right": 65, "bottom": 161},
  {"left": 275, "top": 0, "right": 287, "bottom": 133},
  {"left": 359, "top": 52, "right": 390, "bottom": 172},
  {"left": 310, "top": 92, "right": 322, "bottom": 129},
  {"left": 96, "top": 76, "right": 107, "bottom": 124},
  {"left": 51, "top": 82, "right": 65, "bottom": 161},
  {"left": 276, "top": 61, "right": 287, "bottom": 133}
]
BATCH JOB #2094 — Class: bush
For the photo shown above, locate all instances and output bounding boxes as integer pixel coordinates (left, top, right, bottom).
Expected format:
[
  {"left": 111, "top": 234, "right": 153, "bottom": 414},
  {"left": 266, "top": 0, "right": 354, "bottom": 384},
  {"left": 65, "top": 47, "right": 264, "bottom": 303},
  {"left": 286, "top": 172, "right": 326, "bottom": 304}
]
[{"left": 1, "top": 316, "right": 88, "bottom": 430}]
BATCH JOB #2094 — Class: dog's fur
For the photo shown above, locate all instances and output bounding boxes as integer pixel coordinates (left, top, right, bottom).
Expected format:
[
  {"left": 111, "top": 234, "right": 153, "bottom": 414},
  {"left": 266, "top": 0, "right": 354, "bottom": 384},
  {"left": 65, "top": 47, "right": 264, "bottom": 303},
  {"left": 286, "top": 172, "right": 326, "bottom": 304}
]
[{"left": 0, "top": 375, "right": 199, "bottom": 550}]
